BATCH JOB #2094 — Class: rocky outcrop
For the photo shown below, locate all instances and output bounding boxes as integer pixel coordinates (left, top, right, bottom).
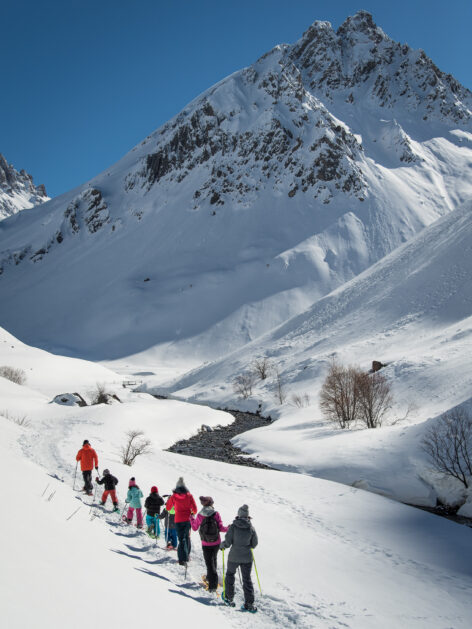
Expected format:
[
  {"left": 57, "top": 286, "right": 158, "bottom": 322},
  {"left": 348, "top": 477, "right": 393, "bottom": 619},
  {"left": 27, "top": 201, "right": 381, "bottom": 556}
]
[{"left": 0, "top": 153, "right": 48, "bottom": 220}]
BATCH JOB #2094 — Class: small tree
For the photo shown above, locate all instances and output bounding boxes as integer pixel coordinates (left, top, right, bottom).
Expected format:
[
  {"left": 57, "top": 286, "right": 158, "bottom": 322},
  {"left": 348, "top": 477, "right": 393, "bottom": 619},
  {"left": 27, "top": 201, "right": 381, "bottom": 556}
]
[
  {"left": 319, "top": 361, "right": 359, "bottom": 429},
  {"left": 274, "top": 368, "right": 287, "bottom": 405},
  {"left": 356, "top": 371, "right": 393, "bottom": 428},
  {"left": 90, "top": 383, "right": 113, "bottom": 405},
  {"left": 291, "top": 393, "right": 310, "bottom": 408},
  {"left": 120, "top": 430, "right": 152, "bottom": 466},
  {"left": 421, "top": 408, "right": 472, "bottom": 488},
  {"left": 253, "top": 357, "right": 272, "bottom": 380},
  {"left": 0, "top": 366, "right": 26, "bottom": 386},
  {"left": 233, "top": 372, "right": 256, "bottom": 399}
]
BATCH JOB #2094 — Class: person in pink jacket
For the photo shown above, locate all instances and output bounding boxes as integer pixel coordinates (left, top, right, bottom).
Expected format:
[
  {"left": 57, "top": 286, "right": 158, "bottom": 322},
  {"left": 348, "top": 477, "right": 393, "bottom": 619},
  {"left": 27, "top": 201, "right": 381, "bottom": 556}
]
[{"left": 190, "top": 496, "right": 228, "bottom": 592}]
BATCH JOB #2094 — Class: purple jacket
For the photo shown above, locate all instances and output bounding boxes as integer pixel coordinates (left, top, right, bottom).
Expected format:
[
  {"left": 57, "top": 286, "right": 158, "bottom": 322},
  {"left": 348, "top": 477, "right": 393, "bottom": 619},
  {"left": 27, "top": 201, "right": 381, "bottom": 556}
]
[{"left": 190, "top": 508, "right": 228, "bottom": 546}]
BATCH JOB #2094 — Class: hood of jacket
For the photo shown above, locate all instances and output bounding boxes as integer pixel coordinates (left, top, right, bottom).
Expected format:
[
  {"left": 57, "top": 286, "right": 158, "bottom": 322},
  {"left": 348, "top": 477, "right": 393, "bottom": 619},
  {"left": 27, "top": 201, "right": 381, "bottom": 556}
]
[
  {"left": 233, "top": 516, "right": 251, "bottom": 529},
  {"left": 199, "top": 506, "right": 215, "bottom": 517}
]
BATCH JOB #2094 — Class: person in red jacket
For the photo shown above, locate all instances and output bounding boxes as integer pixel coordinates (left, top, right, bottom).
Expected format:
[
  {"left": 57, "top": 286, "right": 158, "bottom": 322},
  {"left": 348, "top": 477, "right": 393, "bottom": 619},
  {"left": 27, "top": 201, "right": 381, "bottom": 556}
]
[
  {"left": 76, "top": 439, "right": 98, "bottom": 496},
  {"left": 166, "top": 477, "right": 197, "bottom": 565}
]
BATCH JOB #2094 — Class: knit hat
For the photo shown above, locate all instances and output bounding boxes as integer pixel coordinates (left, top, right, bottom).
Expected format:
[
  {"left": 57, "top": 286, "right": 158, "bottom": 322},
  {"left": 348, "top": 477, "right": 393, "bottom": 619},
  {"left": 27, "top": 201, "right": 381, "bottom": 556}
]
[
  {"left": 175, "top": 476, "right": 186, "bottom": 489},
  {"left": 199, "top": 496, "right": 214, "bottom": 507},
  {"left": 151, "top": 486, "right": 158, "bottom": 493},
  {"left": 83, "top": 439, "right": 90, "bottom": 446},
  {"left": 237, "top": 504, "right": 249, "bottom": 518},
  {"left": 103, "top": 469, "right": 110, "bottom": 476},
  {"left": 129, "top": 477, "right": 137, "bottom": 487}
]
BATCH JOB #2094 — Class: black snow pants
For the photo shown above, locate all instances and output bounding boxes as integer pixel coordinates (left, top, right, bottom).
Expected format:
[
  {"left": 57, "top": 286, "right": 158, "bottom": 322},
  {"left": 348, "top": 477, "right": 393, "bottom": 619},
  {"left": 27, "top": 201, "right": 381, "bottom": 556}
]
[
  {"left": 82, "top": 470, "right": 93, "bottom": 492},
  {"left": 175, "top": 521, "right": 191, "bottom": 563},
  {"left": 225, "top": 561, "right": 254, "bottom": 605},
  {"left": 202, "top": 545, "right": 219, "bottom": 590}
]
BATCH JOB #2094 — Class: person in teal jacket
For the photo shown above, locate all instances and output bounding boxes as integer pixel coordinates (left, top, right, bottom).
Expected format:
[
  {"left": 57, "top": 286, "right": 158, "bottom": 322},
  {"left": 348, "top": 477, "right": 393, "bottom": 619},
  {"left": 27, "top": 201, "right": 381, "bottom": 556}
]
[{"left": 125, "top": 477, "right": 144, "bottom": 528}]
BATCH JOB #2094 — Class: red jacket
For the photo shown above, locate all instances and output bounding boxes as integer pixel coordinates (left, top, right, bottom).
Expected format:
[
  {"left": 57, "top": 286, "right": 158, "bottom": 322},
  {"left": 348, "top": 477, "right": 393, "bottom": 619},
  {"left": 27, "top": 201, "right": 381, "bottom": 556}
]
[
  {"left": 76, "top": 444, "right": 98, "bottom": 471},
  {"left": 166, "top": 491, "right": 197, "bottom": 523}
]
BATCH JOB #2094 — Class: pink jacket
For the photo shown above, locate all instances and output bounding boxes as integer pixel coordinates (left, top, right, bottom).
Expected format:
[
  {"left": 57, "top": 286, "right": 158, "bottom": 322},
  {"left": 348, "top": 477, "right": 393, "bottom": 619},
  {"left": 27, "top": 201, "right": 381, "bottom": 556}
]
[{"left": 190, "top": 510, "right": 228, "bottom": 546}]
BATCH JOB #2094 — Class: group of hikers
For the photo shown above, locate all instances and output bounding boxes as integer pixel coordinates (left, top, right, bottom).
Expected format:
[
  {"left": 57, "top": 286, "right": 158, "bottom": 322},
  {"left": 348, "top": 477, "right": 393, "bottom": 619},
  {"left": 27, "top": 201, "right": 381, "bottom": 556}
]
[{"left": 75, "top": 439, "right": 259, "bottom": 612}]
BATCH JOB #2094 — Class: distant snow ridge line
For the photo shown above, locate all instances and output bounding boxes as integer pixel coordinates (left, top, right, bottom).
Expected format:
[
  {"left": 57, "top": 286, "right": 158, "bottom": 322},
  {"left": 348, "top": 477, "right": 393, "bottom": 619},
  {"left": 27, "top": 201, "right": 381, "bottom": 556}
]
[
  {"left": 0, "top": 11, "right": 471, "bottom": 360},
  {"left": 0, "top": 153, "right": 48, "bottom": 221}
]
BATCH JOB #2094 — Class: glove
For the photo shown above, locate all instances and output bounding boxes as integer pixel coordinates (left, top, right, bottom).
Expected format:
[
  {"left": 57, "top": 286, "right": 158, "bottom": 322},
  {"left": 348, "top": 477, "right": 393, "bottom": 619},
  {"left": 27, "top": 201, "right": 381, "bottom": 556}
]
[
  {"left": 95, "top": 477, "right": 99, "bottom": 482},
  {"left": 219, "top": 543, "right": 225, "bottom": 550},
  {"left": 95, "top": 467, "right": 99, "bottom": 471}
]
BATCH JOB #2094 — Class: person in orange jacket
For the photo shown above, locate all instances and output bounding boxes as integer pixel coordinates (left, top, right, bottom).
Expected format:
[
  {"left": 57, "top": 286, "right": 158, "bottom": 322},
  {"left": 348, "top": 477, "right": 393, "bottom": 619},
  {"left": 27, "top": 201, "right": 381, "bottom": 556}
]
[
  {"left": 166, "top": 477, "right": 197, "bottom": 565},
  {"left": 76, "top": 439, "right": 99, "bottom": 495}
]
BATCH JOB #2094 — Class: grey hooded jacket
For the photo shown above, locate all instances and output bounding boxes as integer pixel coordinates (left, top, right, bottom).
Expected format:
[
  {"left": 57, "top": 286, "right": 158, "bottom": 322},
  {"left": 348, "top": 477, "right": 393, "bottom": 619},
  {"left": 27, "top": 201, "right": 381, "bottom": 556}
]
[{"left": 221, "top": 517, "right": 258, "bottom": 564}]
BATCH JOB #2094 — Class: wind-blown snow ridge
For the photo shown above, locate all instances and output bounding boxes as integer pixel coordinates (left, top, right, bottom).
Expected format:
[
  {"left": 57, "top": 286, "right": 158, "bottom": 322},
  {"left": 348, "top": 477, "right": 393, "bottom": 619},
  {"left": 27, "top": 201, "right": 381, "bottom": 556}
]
[{"left": 0, "top": 11, "right": 471, "bottom": 363}]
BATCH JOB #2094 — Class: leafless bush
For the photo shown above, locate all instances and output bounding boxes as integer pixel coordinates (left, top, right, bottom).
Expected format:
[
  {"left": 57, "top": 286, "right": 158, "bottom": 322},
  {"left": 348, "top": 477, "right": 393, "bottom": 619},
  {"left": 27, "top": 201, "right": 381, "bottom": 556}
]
[
  {"left": 120, "top": 430, "right": 152, "bottom": 466},
  {"left": 274, "top": 369, "right": 287, "bottom": 405},
  {"left": 253, "top": 358, "right": 272, "bottom": 381},
  {"left": 0, "top": 366, "right": 26, "bottom": 386},
  {"left": 1, "top": 409, "right": 31, "bottom": 428},
  {"left": 89, "top": 382, "right": 112, "bottom": 405},
  {"left": 320, "top": 361, "right": 360, "bottom": 429},
  {"left": 356, "top": 371, "right": 393, "bottom": 428},
  {"left": 291, "top": 393, "right": 310, "bottom": 408},
  {"left": 421, "top": 408, "right": 472, "bottom": 488},
  {"left": 233, "top": 372, "right": 257, "bottom": 399}
]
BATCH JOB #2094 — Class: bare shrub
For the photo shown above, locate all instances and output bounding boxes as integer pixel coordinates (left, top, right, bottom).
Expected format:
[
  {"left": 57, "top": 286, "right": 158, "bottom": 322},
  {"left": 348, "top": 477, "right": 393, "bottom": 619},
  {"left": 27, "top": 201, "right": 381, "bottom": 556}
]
[
  {"left": 1, "top": 409, "right": 31, "bottom": 428},
  {"left": 291, "top": 393, "right": 310, "bottom": 408},
  {"left": 356, "top": 371, "right": 393, "bottom": 428},
  {"left": 319, "top": 361, "right": 360, "bottom": 429},
  {"left": 0, "top": 366, "right": 26, "bottom": 386},
  {"left": 421, "top": 408, "right": 472, "bottom": 488},
  {"left": 274, "top": 368, "right": 287, "bottom": 405},
  {"left": 233, "top": 372, "right": 256, "bottom": 399},
  {"left": 90, "top": 383, "right": 112, "bottom": 405},
  {"left": 120, "top": 430, "right": 152, "bottom": 466},
  {"left": 253, "top": 357, "right": 272, "bottom": 381}
]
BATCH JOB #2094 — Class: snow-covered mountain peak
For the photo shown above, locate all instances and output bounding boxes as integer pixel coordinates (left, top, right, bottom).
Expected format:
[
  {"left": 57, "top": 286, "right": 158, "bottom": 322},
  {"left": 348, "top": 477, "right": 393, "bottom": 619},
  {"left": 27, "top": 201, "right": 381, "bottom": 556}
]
[{"left": 0, "top": 153, "right": 49, "bottom": 220}]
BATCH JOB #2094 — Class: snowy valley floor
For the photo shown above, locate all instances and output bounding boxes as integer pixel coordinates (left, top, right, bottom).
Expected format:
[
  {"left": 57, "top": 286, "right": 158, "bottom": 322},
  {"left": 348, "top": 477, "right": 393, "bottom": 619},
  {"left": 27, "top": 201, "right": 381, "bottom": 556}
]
[{"left": 1, "top": 328, "right": 472, "bottom": 628}]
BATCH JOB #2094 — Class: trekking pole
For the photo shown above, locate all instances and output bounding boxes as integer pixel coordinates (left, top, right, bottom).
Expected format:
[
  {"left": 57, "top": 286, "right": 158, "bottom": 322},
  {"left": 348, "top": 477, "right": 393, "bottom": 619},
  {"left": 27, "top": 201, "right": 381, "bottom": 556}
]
[
  {"left": 73, "top": 462, "right": 78, "bottom": 490},
  {"left": 222, "top": 549, "right": 225, "bottom": 597},
  {"left": 238, "top": 566, "right": 243, "bottom": 586},
  {"left": 89, "top": 481, "right": 98, "bottom": 517},
  {"left": 251, "top": 549, "right": 262, "bottom": 595}
]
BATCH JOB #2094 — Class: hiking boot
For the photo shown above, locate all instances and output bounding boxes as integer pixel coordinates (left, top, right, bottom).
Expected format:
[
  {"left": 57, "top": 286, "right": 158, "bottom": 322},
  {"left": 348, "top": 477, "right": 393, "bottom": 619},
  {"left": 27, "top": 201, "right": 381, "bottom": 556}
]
[
  {"left": 221, "top": 594, "right": 235, "bottom": 607},
  {"left": 100, "top": 501, "right": 106, "bottom": 506},
  {"left": 137, "top": 524, "right": 143, "bottom": 529}
]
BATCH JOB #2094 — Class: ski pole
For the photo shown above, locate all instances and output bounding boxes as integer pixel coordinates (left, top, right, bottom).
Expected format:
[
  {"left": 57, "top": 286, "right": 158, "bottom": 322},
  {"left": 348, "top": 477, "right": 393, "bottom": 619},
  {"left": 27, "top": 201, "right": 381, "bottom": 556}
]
[
  {"left": 89, "top": 481, "right": 98, "bottom": 517},
  {"left": 251, "top": 549, "right": 262, "bottom": 595},
  {"left": 222, "top": 549, "right": 225, "bottom": 597},
  {"left": 73, "top": 462, "right": 78, "bottom": 490}
]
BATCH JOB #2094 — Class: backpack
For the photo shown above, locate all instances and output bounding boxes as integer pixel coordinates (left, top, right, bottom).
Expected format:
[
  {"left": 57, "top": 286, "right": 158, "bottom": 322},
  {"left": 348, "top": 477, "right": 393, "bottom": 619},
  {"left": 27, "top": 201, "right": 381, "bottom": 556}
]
[{"left": 199, "top": 514, "right": 219, "bottom": 543}]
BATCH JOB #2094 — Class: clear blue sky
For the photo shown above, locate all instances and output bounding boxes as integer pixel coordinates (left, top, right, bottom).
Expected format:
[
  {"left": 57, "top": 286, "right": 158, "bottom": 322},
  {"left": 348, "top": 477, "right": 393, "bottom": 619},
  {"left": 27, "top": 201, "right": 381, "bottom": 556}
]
[{"left": 1, "top": 0, "right": 471, "bottom": 198}]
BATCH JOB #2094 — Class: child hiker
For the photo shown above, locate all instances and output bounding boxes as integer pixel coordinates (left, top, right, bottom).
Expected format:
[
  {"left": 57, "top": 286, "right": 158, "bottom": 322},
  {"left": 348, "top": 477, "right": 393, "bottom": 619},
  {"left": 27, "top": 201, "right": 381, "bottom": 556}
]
[
  {"left": 220, "top": 504, "right": 258, "bottom": 613},
  {"left": 96, "top": 469, "right": 119, "bottom": 511},
  {"left": 159, "top": 500, "right": 177, "bottom": 550},
  {"left": 144, "top": 486, "right": 164, "bottom": 538},
  {"left": 125, "top": 477, "right": 144, "bottom": 528},
  {"left": 190, "top": 496, "right": 228, "bottom": 592}
]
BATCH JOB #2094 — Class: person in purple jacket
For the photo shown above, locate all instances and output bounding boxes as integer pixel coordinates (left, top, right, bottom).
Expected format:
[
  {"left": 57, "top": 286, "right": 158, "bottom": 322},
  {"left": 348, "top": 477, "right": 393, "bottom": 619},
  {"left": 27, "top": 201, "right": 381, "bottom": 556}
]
[{"left": 190, "top": 496, "right": 228, "bottom": 592}]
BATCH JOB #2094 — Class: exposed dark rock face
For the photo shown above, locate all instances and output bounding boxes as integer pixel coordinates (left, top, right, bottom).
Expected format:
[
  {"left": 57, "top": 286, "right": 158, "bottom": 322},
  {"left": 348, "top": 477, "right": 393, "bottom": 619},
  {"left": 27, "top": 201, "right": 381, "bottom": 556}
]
[
  {"left": 167, "top": 409, "right": 275, "bottom": 469},
  {"left": 0, "top": 153, "right": 48, "bottom": 220}
]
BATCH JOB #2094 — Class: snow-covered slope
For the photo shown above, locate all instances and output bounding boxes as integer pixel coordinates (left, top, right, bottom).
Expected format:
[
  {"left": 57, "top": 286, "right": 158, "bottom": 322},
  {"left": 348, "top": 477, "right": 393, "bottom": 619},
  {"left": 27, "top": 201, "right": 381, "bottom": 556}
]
[
  {"left": 1, "top": 331, "right": 472, "bottom": 628},
  {"left": 0, "top": 153, "right": 48, "bottom": 220},
  {"left": 155, "top": 200, "right": 472, "bottom": 505},
  {"left": 0, "top": 11, "right": 471, "bottom": 362}
]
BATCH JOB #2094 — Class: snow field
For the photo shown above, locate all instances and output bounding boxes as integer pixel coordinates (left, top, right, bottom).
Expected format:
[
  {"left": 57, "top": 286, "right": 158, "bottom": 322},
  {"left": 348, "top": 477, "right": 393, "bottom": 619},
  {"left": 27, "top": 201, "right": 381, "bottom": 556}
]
[{"left": 1, "top": 332, "right": 472, "bottom": 628}]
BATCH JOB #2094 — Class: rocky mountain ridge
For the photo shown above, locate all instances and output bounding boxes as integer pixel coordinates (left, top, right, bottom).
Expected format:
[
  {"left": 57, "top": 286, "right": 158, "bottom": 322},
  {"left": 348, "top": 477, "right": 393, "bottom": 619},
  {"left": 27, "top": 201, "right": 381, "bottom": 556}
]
[{"left": 0, "top": 153, "right": 48, "bottom": 221}]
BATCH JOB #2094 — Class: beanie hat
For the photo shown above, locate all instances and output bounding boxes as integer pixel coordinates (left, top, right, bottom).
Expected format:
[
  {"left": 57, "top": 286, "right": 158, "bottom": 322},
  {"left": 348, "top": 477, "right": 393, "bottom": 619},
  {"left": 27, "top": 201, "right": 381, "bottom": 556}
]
[
  {"left": 151, "top": 486, "right": 158, "bottom": 493},
  {"left": 103, "top": 469, "right": 110, "bottom": 476},
  {"left": 83, "top": 439, "right": 90, "bottom": 446},
  {"left": 175, "top": 476, "right": 185, "bottom": 489},
  {"left": 129, "top": 477, "right": 137, "bottom": 487},
  {"left": 199, "top": 496, "right": 214, "bottom": 507},
  {"left": 237, "top": 504, "right": 249, "bottom": 518}
]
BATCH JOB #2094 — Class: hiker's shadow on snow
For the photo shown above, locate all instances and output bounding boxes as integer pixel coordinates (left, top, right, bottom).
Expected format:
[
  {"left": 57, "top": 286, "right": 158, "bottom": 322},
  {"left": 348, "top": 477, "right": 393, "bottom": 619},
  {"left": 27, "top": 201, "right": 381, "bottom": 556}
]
[
  {"left": 111, "top": 548, "right": 173, "bottom": 566},
  {"left": 135, "top": 567, "right": 172, "bottom": 583},
  {"left": 123, "top": 543, "right": 154, "bottom": 553},
  {"left": 168, "top": 588, "right": 216, "bottom": 606}
]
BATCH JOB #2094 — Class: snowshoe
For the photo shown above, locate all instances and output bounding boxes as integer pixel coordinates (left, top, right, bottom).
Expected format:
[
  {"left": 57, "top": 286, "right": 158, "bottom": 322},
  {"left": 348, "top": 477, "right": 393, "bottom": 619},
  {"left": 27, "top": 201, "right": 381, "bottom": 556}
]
[
  {"left": 241, "top": 603, "right": 257, "bottom": 613},
  {"left": 112, "top": 506, "right": 119, "bottom": 512},
  {"left": 221, "top": 594, "right": 235, "bottom": 607}
]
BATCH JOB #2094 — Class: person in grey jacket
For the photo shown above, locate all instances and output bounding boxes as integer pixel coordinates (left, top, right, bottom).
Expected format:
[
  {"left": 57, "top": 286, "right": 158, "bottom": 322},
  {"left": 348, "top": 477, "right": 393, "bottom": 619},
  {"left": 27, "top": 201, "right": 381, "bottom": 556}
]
[{"left": 220, "top": 504, "right": 258, "bottom": 612}]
